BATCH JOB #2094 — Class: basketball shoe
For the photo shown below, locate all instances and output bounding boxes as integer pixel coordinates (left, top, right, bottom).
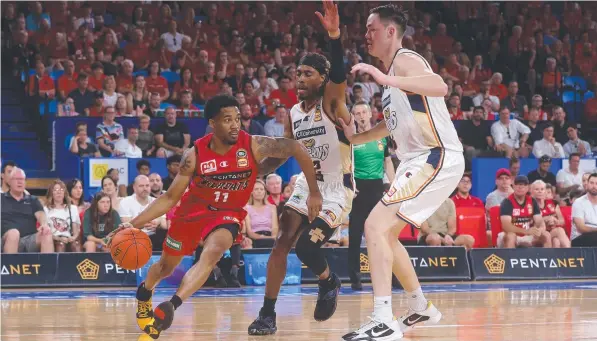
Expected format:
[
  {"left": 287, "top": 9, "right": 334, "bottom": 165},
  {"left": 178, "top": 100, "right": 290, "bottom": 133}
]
[
  {"left": 314, "top": 272, "right": 341, "bottom": 321},
  {"left": 136, "top": 283, "right": 154, "bottom": 331},
  {"left": 397, "top": 301, "right": 442, "bottom": 332},
  {"left": 143, "top": 301, "right": 175, "bottom": 339},
  {"left": 248, "top": 311, "right": 277, "bottom": 335},
  {"left": 342, "top": 316, "right": 403, "bottom": 340}
]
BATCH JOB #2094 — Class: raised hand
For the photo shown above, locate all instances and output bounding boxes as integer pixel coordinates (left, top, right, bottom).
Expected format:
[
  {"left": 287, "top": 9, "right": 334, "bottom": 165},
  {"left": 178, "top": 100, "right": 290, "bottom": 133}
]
[{"left": 315, "top": 0, "right": 340, "bottom": 36}]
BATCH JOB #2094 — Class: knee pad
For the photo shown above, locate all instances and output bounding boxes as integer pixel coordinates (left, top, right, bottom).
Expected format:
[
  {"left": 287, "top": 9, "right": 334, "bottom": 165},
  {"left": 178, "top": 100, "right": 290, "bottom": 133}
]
[{"left": 294, "top": 218, "right": 335, "bottom": 276}]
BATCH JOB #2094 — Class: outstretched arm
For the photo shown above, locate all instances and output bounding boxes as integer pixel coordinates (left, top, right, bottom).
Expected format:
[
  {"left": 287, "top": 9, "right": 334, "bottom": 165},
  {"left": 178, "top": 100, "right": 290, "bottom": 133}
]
[
  {"left": 128, "top": 148, "right": 195, "bottom": 228},
  {"left": 257, "top": 113, "right": 294, "bottom": 176},
  {"left": 339, "top": 115, "right": 390, "bottom": 145}
]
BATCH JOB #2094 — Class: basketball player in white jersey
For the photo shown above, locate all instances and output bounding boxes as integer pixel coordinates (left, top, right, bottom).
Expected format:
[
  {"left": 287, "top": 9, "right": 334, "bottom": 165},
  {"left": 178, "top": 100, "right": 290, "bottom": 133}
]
[
  {"left": 340, "top": 5, "right": 464, "bottom": 341},
  {"left": 248, "top": 0, "right": 354, "bottom": 335}
]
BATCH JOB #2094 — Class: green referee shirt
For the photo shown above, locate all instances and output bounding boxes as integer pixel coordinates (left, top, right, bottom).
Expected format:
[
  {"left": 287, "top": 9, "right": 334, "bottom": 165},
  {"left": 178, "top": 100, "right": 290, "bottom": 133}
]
[{"left": 353, "top": 137, "right": 389, "bottom": 180}]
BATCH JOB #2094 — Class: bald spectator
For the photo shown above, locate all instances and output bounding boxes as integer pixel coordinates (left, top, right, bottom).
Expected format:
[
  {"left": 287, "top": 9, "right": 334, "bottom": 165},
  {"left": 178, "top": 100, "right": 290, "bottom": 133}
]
[
  {"left": 491, "top": 107, "right": 531, "bottom": 158},
  {"left": 114, "top": 126, "right": 143, "bottom": 158},
  {"left": 119, "top": 175, "right": 167, "bottom": 250},
  {"left": 1, "top": 168, "right": 53, "bottom": 253},
  {"left": 149, "top": 173, "right": 166, "bottom": 198}
]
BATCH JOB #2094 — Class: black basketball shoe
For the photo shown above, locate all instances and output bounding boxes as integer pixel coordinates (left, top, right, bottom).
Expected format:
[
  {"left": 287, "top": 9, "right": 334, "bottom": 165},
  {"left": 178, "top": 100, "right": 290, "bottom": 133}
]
[
  {"left": 248, "top": 311, "right": 277, "bottom": 335},
  {"left": 314, "top": 272, "right": 341, "bottom": 322},
  {"left": 143, "top": 301, "right": 175, "bottom": 339}
]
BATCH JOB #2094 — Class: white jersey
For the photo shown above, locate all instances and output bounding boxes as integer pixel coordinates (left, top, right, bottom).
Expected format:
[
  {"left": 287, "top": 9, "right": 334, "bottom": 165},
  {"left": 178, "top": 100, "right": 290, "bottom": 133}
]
[
  {"left": 289, "top": 100, "right": 352, "bottom": 184},
  {"left": 382, "top": 48, "right": 463, "bottom": 161}
]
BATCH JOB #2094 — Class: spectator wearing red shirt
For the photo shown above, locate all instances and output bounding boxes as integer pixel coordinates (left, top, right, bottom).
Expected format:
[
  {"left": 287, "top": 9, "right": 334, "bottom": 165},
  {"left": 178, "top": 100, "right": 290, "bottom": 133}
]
[
  {"left": 149, "top": 39, "right": 173, "bottom": 71},
  {"left": 247, "top": 36, "right": 274, "bottom": 65},
  {"left": 431, "top": 23, "right": 454, "bottom": 58},
  {"left": 575, "top": 42, "right": 596, "bottom": 78},
  {"left": 243, "top": 81, "right": 262, "bottom": 115},
  {"left": 28, "top": 61, "right": 55, "bottom": 100},
  {"left": 194, "top": 49, "right": 210, "bottom": 77},
  {"left": 447, "top": 93, "right": 464, "bottom": 120},
  {"left": 470, "top": 55, "right": 492, "bottom": 83},
  {"left": 451, "top": 174, "right": 484, "bottom": 208},
  {"left": 48, "top": 32, "right": 69, "bottom": 62},
  {"left": 74, "top": 46, "right": 96, "bottom": 74},
  {"left": 116, "top": 59, "right": 134, "bottom": 94},
  {"left": 171, "top": 67, "right": 197, "bottom": 103},
  {"left": 489, "top": 72, "right": 508, "bottom": 100},
  {"left": 265, "top": 173, "right": 285, "bottom": 207},
  {"left": 268, "top": 76, "right": 298, "bottom": 112},
  {"left": 275, "top": 33, "right": 298, "bottom": 67},
  {"left": 124, "top": 29, "right": 149, "bottom": 70},
  {"left": 88, "top": 62, "right": 105, "bottom": 91},
  {"left": 215, "top": 50, "right": 235, "bottom": 80},
  {"left": 198, "top": 62, "right": 221, "bottom": 103},
  {"left": 412, "top": 22, "right": 431, "bottom": 51},
  {"left": 585, "top": 95, "right": 597, "bottom": 123},
  {"left": 204, "top": 31, "right": 224, "bottom": 61},
  {"left": 177, "top": 90, "right": 201, "bottom": 117},
  {"left": 58, "top": 60, "right": 78, "bottom": 101},
  {"left": 97, "top": 29, "right": 119, "bottom": 57},
  {"left": 542, "top": 57, "right": 562, "bottom": 94},
  {"left": 175, "top": 36, "right": 197, "bottom": 71},
  {"left": 145, "top": 61, "right": 170, "bottom": 100}
]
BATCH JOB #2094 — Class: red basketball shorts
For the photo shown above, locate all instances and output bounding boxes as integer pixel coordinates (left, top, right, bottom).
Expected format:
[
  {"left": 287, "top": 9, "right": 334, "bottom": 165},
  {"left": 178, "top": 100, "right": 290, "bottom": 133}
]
[{"left": 163, "top": 209, "right": 245, "bottom": 256}]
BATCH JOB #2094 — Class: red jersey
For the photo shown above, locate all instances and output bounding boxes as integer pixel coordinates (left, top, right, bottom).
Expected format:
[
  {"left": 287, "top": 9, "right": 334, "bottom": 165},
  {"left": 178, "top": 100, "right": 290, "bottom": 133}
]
[
  {"left": 507, "top": 194, "right": 536, "bottom": 232},
  {"left": 540, "top": 199, "right": 557, "bottom": 218},
  {"left": 451, "top": 193, "right": 484, "bottom": 208},
  {"left": 173, "top": 130, "right": 258, "bottom": 219}
]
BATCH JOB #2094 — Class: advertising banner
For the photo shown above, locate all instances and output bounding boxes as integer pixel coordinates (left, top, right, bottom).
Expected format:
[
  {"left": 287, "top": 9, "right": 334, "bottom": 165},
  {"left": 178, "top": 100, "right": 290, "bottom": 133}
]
[
  {"left": 470, "top": 248, "right": 597, "bottom": 280},
  {"left": 88, "top": 158, "right": 128, "bottom": 187},
  {"left": 55, "top": 253, "right": 137, "bottom": 286},
  {"left": 1, "top": 254, "right": 58, "bottom": 287}
]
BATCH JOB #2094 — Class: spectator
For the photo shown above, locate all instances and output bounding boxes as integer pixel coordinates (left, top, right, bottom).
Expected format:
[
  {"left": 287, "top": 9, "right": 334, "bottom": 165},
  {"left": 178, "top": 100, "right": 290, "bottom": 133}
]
[
  {"left": 145, "top": 61, "right": 170, "bottom": 99},
  {"left": 198, "top": 62, "right": 221, "bottom": 103},
  {"left": 532, "top": 123, "right": 565, "bottom": 158},
  {"left": 143, "top": 92, "right": 165, "bottom": 117},
  {"left": 26, "top": 2, "right": 51, "bottom": 31},
  {"left": 171, "top": 67, "right": 196, "bottom": 102},
  {"left": 481, "top": 98, "right": 498, "bottom": 120},
  {"left": 102, "top": 75, "right": 121, "bottom": 107},
  {"left": 500, "top": 81, "right": 528, "bottom": 119},
  {"left": 451, "top": 173, "right": 484, "bottom": 208},
  {"left": 58, "top": 97, "right": 80, "bottom": 117},
  {"left": 447, "top": 92, "right": 464, "bottom": 120},
  {"left": 244, "top": 179, "right": 279, "bottom": 248},
  {"left": 88, "top": 91, "right": 106, "bottom": 117},
  {"left": 114, "top": 126, "right": 142, "bottom": 158},
  {"left": 155, "top": 107, "right": 191, "bottom": 158},
  {"left": 67, "top": 179, "right": 90, "bottom": 215},
  {"left": 551, "top": 106, "right": 570, "bottom": 145},
  {"left": 68, "top": 74, "right": 94, "bottom": 114},
  {"left": 161, "top": 21, "right": 184, "bottom": 53},
  {"left": 268, "top": 76, "right": 298, "bottom": 112},
  {"left": 531, "top": 180, "right": 570, "bottom": 248},
  {"left": 524, "top": 108, "right": 544, "bottom": 147},
  {"left": 458, "top": 106, "right": 494, "bottom": 162},
  {"left": 163, "top": 155, "right": 181, "bottom": 190},
  {"left": 419, "top": 198, "right": 475, "bottom": 250},
  {"left": 491, "top": 107, "right": 531, "bottom": 158},
  {"left": 528, "top": 155, "right": 557, "bottom": 187},
  {"left": 528, "top": 95, "right": 550, "bottom": 120},
  {"left": 28, "top": 60, "right": 55, "bottom": 101},
  {"left": 96, "top": 106, "right": 124, "bottom": 157},
  {"left": 83, "top": 191, "right": 121, "bottom": 252},
  {"left": 106, "top": 168, "right": 128, "bottom": 198},
  {"left": 149, "top": 173, "right": 165, "bottom": 198},
  {"left": 486, "top": 168, "right": 514, "bottom": 210},
  {"left": 1, "top": 161, "right": 17, "bottom": 193},
  {"left": 44, "top": 180, "right": 81, "bottom": 252},
  {"left": 58, "top": 60, "right": 78, "bottom": 100},
  {"left": 128, "top": 75, "right": 150, "bottom": 112},
  {"left": 1, "top": 168, "right": 53, "bottom": 253},
  {"left": 177, "top": 90, "right": 201, "bottom": 117},
  {"left": 70, "top": 127, "right": 100, "bottom": 157},
  {"left": 556, "top": 153, "right": 584, "bottom": 198},
  {"left": 114, "top": 95, "right": 131, "bottom": 116},
  {"left": 88, "top": 62, "right": 105, "bottom": 91},
  {"left": 239, "top": 103, "right": 265, "bottom": 135},
  {"left": 472, "top": 81, "right": 500, "bottom": 108},
  {"left": 563, "top": 126, "right": 592, "bottom": 157},
  {"left": 119, "top": 175, "right": 167, "bottom": 250},
  {"left": 583, "top": 172, "right": 593, "bottom": 192},
  {"left": 116, "top": 59, "right": 135, "bottom": 94},
  {"left": 125, "top": 29, "right": 150, "bottom": 70},
  {"left": 225, "top": 63, "right": 248, "bottom": 93},
  {"left": 101, "top": 175, "right": 121, "bottom": 211},
  {"left": 137, "top": 115, "right": 156, "bottom": 157},
  {"left": 264, "top": 105, "right": 287, "bottom": 137},
  {"left": 127, "top": 160, "right": 151, "bottom": 195},
  {"left": 498, "top": 175, "right": 550, "bottom": 248},
  {"left": 571, "top": 173, "right": 597, "bottom": 246},
  {"left": 509, "top": 156, "right": 521, "bottom": 178},
  {"left": 265, "top": 173, "right": 285, "bottom": 208}
]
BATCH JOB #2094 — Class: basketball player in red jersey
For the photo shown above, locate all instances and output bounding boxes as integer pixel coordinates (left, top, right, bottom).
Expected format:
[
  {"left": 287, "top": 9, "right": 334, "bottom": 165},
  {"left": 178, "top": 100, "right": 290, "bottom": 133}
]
[{"left": 107, "top": 94, "right": 323, "bottom": 339}]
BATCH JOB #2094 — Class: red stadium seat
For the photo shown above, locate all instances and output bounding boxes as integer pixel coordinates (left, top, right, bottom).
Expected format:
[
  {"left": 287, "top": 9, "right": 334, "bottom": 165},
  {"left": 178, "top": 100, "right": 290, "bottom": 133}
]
[
  {"left": 489, "top": 206, "right": 503, "bottom": 247},
  {"left": 456, "top": 207, "right": 487, "bottom": 248},
  {"left": 560, "top": 206, "right": 572, "bottom": 238},
  {"left": 399, "top": 224, "right": 419, "bottom": 244}
]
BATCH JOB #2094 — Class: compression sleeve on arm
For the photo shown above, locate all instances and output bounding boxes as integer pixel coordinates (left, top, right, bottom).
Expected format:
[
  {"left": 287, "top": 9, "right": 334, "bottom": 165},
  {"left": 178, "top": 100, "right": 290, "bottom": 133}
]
[{"left": 328, "top": 37, "right": 346, "bottom": 84}]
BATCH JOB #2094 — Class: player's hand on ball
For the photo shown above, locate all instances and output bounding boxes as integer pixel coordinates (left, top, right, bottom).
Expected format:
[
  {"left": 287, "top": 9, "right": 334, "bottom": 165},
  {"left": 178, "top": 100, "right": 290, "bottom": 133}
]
[
  {"left": 339, "top": 115, "right": 356, "bottom": 142},
  {"left": 105, "top": 222, "right": 134, "bottom": 247},
  {"left": 306, "top": 190, "right": 323, "bottom": 222},
  {"left": 351, "top": 63, "right": 387, "bottom": 85}
]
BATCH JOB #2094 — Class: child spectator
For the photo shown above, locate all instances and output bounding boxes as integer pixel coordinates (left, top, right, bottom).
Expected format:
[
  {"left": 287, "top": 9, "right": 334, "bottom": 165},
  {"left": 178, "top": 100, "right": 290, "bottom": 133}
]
[{"left": 83, "top": 191, "right": 121, "bottom": 252}]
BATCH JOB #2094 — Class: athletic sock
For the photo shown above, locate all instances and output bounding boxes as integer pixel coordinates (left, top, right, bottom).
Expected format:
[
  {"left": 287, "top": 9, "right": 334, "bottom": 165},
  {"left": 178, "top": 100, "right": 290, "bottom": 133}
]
[
  {"left": 230, "top": 266, "right": 239, "bottom": 277},
  {"left": 406, "top": 287, "right": 428, "bottom": 312},
  {"left": 373, "top": 296, "right": 393, "bottom": 323},
  {"left": 261, "top": 297, "right": 277, "bottom": 316},
  {"left": 318, "top": 272, "right": 337, "bottom": 290},
  {"left": 170, "top": 295, "right": 183, "bottom": 310},
  {"left": 136, "top": 282, "right": 153, "bottom": 302}
]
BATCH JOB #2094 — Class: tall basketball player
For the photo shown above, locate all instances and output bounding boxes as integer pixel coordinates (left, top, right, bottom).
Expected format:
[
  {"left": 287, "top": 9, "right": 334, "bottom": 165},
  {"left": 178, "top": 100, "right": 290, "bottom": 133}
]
[
  {"left": 107, "top": 95, "right": 322, "bottom": 339},
  {"left": 248, "top": 0, "right": 354, "bottom": 335},
  {"left": 339, "top": 5, "right": 464, "bottom": 341}
]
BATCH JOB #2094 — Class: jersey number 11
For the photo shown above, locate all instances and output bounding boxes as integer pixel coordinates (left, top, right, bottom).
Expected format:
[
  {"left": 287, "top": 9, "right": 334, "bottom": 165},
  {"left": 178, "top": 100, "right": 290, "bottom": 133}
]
[{"left": 214, "top": 191, "right": 229, "bottom": 202}]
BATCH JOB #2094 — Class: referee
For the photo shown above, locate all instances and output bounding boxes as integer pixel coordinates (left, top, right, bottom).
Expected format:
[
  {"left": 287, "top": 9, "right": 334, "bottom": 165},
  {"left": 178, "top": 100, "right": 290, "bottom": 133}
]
[{"left": 348, "top": 101, "right": 395, "bottom": 290}]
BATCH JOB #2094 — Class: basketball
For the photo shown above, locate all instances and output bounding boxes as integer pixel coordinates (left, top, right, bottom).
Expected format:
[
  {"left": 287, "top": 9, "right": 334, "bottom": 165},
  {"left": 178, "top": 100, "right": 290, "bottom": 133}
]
[{"left": 110, "top": 228, "right": 152, "bottom": 270}]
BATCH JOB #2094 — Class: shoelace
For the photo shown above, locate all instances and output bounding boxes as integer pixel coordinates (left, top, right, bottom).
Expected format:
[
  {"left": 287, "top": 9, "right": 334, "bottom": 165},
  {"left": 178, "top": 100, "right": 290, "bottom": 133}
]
[{"left": 354, "top": 316, "right": 385, "bottom": 334}]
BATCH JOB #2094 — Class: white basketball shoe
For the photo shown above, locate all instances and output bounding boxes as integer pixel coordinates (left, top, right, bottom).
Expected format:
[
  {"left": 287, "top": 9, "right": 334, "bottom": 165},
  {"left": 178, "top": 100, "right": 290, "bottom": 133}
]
[
  {"left": 398, "top": 301, "right": 442, "bottom": 332},
  {"left": 342, "top": 316, "right": 403, "bottom": 341}
]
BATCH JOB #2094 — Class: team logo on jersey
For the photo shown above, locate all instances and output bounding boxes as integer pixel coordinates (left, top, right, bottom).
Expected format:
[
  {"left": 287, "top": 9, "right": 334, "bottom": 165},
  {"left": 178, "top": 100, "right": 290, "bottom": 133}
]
[
  {"left": 295, "top": 126, "right": 326, "bottom": 139},
  {"left": 289, "top": 193, "right": 303, "bottom": 203},
  {"left": 386, "top": 186, "right": 397, "bottom": 198},
  {"left": 323, "top": 209, "right": 337, "bottom": 223},
  {"left": 513, "top": 209, "right": 520, "bottom": 216},
  {"left": 405, "top": 172, "right": 412, "bottom": 178},
  {"left": 314, "top": 107, "right": 322, "bottom": 121},
  {"left": 294, "top": 119, "right": 302, "bottom": 130},
  {"left": 236, "top": 149, "right": 248, "bottom": 168},
  {"left": 219, "top": 161, "right": 229, "bottom": 168},
  {"left": 306, "top": 143, "right": 330, "bottom": 161},
  {"left": 302, "top": 138, "right": 316, "bottom": 148},
  {"left": 223, "top": 216, "right": 240, "bottom": 223},
  {"left": 527, "top": 204, "right": 533, "bottom": 212},
  {"left": 200, "top": 160, "right": 217, "bottom": 174},
  {"left": 377, "top": 140, "right": 384, "bottom": 151}
]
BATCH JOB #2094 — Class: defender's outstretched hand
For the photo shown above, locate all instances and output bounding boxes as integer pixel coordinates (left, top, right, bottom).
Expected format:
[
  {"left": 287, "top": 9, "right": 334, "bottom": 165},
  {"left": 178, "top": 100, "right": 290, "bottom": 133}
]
[{"left": 315, "top": 0, "right": 340, "bottom": 35}]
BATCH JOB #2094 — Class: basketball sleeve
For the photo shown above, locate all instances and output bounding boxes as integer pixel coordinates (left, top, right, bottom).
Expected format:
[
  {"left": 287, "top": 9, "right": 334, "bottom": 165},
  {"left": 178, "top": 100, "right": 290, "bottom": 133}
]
[{"left": 499, "top": 199, "right": 513, "bottom": 216}]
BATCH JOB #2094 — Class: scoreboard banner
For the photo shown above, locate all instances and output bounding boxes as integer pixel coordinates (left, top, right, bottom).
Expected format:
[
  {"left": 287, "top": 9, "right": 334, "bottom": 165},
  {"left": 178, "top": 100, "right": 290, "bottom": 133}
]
[{"left": 470, "top": 248, "right": 597, "bottom": 280}]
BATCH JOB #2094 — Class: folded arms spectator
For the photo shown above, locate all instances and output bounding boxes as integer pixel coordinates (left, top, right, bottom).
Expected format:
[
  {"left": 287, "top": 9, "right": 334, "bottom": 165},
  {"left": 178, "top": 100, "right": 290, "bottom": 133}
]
[{"left": 155, "top": 107, "right": 190, "bottom": 158}]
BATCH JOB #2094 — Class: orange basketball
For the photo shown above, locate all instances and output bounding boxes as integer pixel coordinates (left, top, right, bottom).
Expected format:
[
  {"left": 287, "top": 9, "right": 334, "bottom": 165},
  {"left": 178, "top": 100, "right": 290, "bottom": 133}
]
[{"left": 110, "top": 228, "right": 152, "bottom": 270}]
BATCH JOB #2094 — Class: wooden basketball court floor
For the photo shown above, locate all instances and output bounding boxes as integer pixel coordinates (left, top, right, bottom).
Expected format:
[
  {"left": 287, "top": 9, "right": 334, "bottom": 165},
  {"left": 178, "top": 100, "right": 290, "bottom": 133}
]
[{"left": 2, "top": 281, "right": 597, "bottom": 341}]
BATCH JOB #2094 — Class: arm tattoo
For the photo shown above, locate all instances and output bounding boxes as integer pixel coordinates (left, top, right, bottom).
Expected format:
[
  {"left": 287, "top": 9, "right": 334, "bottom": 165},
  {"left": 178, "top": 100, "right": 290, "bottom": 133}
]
[
  {"left": 179, "top": 148, "right": 195, "bottom": 174},
  {"left": 258, "top": 157, "right": 290, "bottom": 176},
  {"left": 254, "top": 136, "right": 300, "bottom": 159}
]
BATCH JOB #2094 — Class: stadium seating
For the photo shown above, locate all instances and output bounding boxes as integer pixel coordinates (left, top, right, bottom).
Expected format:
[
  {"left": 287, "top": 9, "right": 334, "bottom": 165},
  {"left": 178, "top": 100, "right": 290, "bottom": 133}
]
[
  {"left": 456, "top": 207, "right": 488, "bottom": 248},
  {"left": 489, "top": 206, "right": 502, "bottom": 247}
]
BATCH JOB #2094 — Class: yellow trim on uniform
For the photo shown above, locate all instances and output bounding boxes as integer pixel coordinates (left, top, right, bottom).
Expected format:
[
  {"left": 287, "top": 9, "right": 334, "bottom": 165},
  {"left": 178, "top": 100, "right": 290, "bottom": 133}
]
[{"left": 284, "top": 203, "right": 335, "bottom": 228}]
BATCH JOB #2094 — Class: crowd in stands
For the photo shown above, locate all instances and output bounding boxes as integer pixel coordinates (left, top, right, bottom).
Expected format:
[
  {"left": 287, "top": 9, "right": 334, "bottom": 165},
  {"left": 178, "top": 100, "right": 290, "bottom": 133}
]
[{"left": 2, "top": 2, "right": 597, "bottom": 285}]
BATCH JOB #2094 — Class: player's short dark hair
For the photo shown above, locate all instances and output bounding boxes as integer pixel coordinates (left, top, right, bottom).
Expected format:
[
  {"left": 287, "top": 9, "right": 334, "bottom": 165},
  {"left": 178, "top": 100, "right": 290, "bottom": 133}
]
[
  {"left": 167, "top": 154, "right": 182, "bottom": 165},
  {"left": 370, "top": 4, "right": 408, "bottom": 36},
  {"left": 136, "top": 159, "right": 151, "bottom": 171},
  {"left": 204, "top": 94, "right": 240, "bottom": 120},
  {"left": 1, "top": 161, "right": 16, "bottom": 174}
]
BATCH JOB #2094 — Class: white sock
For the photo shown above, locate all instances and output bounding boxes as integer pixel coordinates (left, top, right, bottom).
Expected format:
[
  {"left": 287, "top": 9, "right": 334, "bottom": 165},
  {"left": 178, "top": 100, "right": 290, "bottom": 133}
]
[
  {"left": 406, "top": 287, "right": 428, "bottom": 311},
  {"left": 373, "top": 296, "right": 393, "bottom": 322}
]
